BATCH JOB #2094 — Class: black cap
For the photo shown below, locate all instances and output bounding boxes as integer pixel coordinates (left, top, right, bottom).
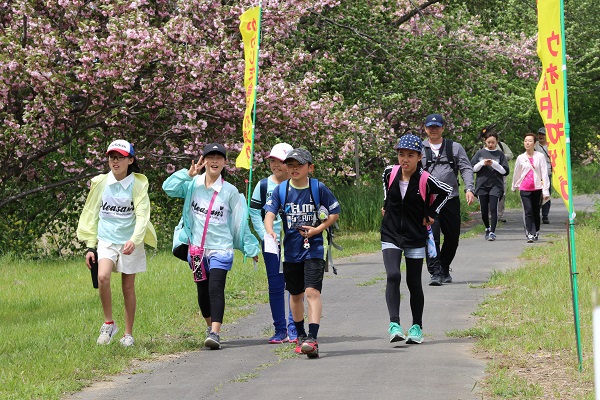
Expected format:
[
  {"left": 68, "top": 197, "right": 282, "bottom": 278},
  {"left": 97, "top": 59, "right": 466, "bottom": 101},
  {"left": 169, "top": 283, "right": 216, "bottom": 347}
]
[
  {"left": 284, "top": 148, "right": 313, "bottom": 165},
  {"left": 202, "top": 143, "right": 227, "bottom": 159}
]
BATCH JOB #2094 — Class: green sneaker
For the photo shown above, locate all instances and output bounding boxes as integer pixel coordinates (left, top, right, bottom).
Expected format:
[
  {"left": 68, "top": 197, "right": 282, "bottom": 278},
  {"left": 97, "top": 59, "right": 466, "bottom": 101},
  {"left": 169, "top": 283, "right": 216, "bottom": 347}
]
[
  {"left": 406, "top": 324, "right": 423, "bottom": 344},
  {"left": 388, "top": 322, "right": 405, "bottom": 343}
]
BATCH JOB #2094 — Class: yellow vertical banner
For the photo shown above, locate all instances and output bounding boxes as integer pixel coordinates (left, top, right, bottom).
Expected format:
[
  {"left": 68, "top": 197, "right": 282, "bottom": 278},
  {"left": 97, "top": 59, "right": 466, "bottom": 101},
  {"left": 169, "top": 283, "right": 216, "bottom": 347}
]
[
  {"left": 535, "top": 0, "right": 570, "bottom": 210},
  {"left": 236, "top": 6, "right": 261, "bottom": 169}
]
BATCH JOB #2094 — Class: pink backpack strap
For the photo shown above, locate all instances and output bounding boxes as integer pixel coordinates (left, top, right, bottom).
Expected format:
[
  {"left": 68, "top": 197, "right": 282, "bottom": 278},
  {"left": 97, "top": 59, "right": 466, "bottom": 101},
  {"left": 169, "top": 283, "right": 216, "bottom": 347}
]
[
  {"left": 419, "top": 170, "right": 436, "bottom": 205},
  {"left": 388, "top": 165, "right": 401, "bottom": 189}
]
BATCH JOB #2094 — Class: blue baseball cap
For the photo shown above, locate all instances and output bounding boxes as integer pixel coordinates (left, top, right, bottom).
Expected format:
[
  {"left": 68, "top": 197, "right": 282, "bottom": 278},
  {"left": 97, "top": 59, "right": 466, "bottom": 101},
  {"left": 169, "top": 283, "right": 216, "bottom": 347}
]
[
  {"left": 394, "top": 134, "right": 423, "bottom": 152},
  {"left": 425, "top": 114, "right": 445, "bottom": 127}
]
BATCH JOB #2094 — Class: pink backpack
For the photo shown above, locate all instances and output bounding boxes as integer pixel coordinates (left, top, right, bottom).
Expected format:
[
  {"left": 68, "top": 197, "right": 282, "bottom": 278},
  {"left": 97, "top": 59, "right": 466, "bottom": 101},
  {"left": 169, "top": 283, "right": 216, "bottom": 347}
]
[
  {"left": 388, "top": 165, "right": 435, "bottom": 205},
  {"left": 388, "top": 165, "right": 438, "bottom": 258}
]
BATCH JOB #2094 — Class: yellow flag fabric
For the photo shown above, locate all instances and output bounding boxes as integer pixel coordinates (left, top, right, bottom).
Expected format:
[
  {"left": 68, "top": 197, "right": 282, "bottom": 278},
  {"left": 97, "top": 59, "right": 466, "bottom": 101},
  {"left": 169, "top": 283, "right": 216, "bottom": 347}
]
[
  {"left": 535, "top": 0, "right": 570, "bottom": 210},
  {"left": 236, "top": 6, "right": 260, "bottom": 169}
]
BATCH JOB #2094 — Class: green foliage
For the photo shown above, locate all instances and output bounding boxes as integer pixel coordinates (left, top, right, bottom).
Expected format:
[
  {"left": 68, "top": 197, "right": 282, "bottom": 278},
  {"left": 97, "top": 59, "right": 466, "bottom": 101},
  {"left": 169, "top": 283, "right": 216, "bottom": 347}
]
[
  {"left": 333, "top": 183, "right": 383, "bottom": 232},
  {"left": 572, "top": 162, "right": 600, "bottom": 195}
]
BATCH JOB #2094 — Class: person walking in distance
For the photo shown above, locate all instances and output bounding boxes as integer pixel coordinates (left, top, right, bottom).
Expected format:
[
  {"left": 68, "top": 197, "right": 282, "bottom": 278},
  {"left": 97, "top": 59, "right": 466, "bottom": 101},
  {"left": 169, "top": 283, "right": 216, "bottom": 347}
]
[
  {"left": 471, "top": 131, "right": 510, "bottom": 241},
  {"left": 381, "top": 134, "right": 452, "bottom": 344},
  {"left": 249, "top": 143, "right": 298, "bottom": 344},
  {"left": 535, "top": 127, "right": 553, "bottom": 224},
  {"left": 421, "top": 114, "right": 475, "bottom": 286},
  {"left": 479, "top": 126, "right": 514, "bottom": 223},
  {"left": 77, "top": 140, "right": 157, "bottom": 347},
  {"left": 511, "top": 133, "right": 550, "bottom": 243}
]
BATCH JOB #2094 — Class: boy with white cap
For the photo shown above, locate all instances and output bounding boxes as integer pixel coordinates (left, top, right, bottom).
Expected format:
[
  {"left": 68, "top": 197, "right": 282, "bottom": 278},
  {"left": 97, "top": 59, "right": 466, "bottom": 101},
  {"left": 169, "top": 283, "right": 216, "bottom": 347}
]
[{"left": 249, "top": 143, "right": 298, "bottom": 344}]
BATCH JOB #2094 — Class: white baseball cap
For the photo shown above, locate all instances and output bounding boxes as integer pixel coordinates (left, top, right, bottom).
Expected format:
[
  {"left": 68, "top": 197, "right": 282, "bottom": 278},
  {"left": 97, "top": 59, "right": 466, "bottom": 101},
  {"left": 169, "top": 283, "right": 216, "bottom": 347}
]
[
  {"left": 106, "top": 140, "right": 135, "bottom": 157},
  {"left": 266, "top": 143, "right": 293, "bottom": 161}
]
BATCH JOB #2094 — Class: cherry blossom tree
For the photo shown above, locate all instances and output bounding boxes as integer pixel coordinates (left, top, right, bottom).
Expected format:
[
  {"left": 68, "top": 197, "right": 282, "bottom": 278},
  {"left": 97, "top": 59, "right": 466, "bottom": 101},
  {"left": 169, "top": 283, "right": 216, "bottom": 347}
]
[{"left": 0, "top": 0, "right": 549, "bottom": 255}]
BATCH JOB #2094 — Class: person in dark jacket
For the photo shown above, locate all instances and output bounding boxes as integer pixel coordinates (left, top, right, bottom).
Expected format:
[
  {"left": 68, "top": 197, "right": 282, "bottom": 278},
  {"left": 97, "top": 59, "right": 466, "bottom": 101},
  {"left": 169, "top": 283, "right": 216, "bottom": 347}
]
[
  {"left": 471, "top": 130, "right": 510, "bottom": 241},
  {"left": 381, "top": 134, "right": 452, "bottom": 345}
]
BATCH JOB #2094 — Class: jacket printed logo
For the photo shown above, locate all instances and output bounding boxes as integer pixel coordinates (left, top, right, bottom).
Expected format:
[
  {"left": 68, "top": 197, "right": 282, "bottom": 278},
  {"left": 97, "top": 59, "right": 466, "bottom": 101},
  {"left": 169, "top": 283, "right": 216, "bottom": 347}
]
[
  {"left": 191, "top": 201, "right": 225, "bottom": 218},
  {"left": 100, "top": 196, "right": 134, "bottom": 218}
]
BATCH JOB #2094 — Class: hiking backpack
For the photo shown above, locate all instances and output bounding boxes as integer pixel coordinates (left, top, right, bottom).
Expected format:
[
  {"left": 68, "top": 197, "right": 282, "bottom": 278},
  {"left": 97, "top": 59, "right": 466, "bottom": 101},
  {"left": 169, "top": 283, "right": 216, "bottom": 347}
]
[
  {"left": 423, "top": 139, "right": 458, "bottom": 179},
  {"left": 277, "top": 178, "right": 342, "bottom": 274}
]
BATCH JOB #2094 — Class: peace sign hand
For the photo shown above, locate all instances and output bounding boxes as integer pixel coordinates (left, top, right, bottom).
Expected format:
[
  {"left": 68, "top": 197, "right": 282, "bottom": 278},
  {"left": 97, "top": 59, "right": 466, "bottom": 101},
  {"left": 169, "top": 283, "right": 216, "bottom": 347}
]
[{"left": 188, "top": 156, "right": 207, "bottom": 178}]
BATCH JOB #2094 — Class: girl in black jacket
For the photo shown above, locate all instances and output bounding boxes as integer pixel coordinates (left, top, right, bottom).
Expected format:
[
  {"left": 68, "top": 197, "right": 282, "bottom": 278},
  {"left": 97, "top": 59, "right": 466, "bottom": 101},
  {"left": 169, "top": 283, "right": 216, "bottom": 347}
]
[{"left": 380, "top": 134, "right": 452, "bottom": 345}]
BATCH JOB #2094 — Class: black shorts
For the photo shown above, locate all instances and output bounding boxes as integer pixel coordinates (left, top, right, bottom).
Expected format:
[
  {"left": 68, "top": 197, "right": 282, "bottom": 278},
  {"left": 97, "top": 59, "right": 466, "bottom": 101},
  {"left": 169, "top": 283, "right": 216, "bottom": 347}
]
[{"left": 283, "top": 258, "right": 326, "bottom": 295}]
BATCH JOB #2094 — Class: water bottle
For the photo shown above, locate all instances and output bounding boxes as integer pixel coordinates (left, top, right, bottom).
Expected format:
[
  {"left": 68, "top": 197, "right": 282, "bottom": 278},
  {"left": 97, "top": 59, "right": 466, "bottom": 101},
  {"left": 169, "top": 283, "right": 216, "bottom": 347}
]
[{"left": 426, "top": 226, "right": 437, "bottom": 258}]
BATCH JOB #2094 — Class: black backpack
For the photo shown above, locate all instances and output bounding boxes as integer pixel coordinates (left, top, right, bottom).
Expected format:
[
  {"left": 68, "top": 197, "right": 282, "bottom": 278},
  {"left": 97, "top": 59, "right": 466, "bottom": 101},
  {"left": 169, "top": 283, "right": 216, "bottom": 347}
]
[{"left": 424, "top": 139, "right": 458, "bottom": 178}]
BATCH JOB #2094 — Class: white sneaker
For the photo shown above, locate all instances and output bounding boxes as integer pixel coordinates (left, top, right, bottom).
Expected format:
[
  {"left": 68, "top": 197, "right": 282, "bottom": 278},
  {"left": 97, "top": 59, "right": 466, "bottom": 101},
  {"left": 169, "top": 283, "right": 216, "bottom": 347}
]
[
  {"left": 119, "top": 334, "right": 135, "bottom": 347},
  {"left": 97, "top": 322, "right": 119, "bottom": 345}
]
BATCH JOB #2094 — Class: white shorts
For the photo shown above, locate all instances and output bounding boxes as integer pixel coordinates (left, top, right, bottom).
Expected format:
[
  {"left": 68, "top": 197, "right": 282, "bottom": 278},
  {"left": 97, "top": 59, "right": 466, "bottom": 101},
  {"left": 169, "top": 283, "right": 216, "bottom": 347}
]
[
  {"left": 381, "top": 242, "right": 426, "bottom": 259},
  {"left": 97, "top": 239, "right": 146, "bottom": 274}
]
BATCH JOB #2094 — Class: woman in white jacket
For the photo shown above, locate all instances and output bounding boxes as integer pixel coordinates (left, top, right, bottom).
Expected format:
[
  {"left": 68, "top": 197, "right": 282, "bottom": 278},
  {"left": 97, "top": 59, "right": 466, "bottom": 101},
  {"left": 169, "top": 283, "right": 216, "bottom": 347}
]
[{"left": 511, "top": 132, "right": 550, "bottom": 242}]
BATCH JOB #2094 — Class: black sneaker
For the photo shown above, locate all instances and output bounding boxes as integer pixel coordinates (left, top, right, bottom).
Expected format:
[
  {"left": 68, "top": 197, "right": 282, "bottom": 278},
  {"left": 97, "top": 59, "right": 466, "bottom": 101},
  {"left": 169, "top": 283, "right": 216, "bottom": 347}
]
[
  {"left": 301, "top": 335, "right": 319, "bottom": 358},
  {"left": 428, "top": 274, "right": 442, "bottom": 286},
  {"left": 204, "top": 332, "right": 221, "bottom": 350},
  {"left": 443, "top": 274, "right": 452, "bottom": 284},
  {"left": 542, "top": 217, "right": 549, "bottom": 224}
]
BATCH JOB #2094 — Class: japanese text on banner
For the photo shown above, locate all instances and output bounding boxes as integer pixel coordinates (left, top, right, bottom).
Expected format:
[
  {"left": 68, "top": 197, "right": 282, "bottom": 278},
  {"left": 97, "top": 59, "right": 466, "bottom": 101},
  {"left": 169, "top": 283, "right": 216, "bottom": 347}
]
[
  {"left": 535, "top": 0, "right": 570, "bottom": 210},
  {"left": 236, "top": 7, "right": 260, "bottom": 169}
]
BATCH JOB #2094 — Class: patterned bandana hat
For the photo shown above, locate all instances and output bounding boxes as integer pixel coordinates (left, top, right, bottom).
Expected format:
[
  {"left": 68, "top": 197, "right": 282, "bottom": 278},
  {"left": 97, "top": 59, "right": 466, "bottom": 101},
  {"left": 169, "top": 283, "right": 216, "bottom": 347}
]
[{"left": 394, "top": 134, "right": 423, "bottom": 152}]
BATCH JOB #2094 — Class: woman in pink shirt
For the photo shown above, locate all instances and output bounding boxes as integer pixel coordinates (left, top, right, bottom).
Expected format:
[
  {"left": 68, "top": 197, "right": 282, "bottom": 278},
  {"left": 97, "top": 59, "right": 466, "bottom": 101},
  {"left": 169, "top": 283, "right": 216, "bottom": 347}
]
[{"left": 511, "top": 133, "right": 550, "bottom": 242}]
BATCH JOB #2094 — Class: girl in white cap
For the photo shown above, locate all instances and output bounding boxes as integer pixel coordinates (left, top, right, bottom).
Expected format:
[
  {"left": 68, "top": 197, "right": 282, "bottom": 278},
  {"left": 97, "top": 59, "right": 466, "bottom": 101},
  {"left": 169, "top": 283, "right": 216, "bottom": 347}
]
[{"left": 77, "top": 140, "right": 157, "bottom": 347}]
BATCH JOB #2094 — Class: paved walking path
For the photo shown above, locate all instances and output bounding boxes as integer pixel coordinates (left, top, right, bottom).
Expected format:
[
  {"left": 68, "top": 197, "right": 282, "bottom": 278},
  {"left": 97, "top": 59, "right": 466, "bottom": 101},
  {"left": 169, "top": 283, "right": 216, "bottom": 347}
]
[{"left": 68, "top": 195, "right": 598, "bottom": 400}]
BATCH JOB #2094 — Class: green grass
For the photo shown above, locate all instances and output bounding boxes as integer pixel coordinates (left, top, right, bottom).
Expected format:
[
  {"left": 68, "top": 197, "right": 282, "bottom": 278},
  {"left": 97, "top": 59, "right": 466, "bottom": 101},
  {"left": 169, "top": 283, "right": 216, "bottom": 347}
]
[
  {"left": 451, "top": 213, "right": 599, "bottom": 398},
  {"left": 572, "top": 163, "right": 600, "bottom": 195},
  {"left": 0, "top": 230, "right": 380, "bottom": 400}
]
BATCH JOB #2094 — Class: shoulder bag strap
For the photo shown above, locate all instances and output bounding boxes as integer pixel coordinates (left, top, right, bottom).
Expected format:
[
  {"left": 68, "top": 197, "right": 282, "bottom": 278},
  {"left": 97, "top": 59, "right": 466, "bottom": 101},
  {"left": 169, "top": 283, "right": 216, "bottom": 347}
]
[{"left": 198, "top": 180, "right": 222, "bottom": 250}]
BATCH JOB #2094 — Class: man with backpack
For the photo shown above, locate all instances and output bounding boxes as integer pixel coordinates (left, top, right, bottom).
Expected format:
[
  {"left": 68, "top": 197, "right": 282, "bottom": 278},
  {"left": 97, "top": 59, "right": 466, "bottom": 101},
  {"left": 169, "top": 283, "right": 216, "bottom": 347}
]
[{"left": 421, "top": 114, "right": 475, "bottom": 286}]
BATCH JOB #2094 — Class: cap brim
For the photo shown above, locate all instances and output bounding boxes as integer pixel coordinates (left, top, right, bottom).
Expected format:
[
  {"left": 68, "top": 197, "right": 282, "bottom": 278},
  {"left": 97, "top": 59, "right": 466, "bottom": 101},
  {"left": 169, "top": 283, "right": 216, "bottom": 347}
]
[
  {"left": 204, "top": 150, "right": 226, "bottom": 158},
  {"left": 284, "top": 157, "right": 307, "bottom": 164},
  {"left": 107, "top": 149, "right": 130, "bottom": 156},
  {"left": 425, "top": 122, "right": 443, "bottom": 127}
]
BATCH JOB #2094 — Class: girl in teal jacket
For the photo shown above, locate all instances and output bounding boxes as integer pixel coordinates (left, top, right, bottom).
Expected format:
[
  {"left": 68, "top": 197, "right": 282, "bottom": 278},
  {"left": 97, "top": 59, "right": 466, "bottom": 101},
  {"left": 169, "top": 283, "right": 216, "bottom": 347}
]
[{"left": 163, "top": 143, "right": 260, "bottom": 350}]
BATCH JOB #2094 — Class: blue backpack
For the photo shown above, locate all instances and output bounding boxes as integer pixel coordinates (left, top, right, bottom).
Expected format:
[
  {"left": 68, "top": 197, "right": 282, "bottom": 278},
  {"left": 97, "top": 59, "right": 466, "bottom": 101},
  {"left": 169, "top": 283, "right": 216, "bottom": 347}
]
[{"left": 277, "top": 178, "right": 342, "bottom": 274}]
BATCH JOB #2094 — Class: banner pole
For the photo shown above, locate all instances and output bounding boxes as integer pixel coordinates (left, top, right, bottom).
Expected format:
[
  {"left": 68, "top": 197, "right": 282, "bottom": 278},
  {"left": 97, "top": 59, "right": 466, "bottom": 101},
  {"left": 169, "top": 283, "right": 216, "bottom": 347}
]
[
  {"left": 246, "top": 2, "right": 262, "bottom": 208},
  {"left": 559, "top": 0, "right": 583, "bottom": 372}
]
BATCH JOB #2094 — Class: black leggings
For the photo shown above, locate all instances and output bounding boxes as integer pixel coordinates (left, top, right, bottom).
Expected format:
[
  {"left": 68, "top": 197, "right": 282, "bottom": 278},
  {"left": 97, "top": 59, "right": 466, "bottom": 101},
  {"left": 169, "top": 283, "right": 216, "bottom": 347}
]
[
  {"left": 479, "top": 194, "right": 500, "bottom": 232},
  {"left": 520, "top": 190, "right": 542, "bottom": 235},
  {"left": 382, "top": 248, "right": 424, "bottom": 328},
  {"left": 196, "top": 268, "right": 228, "bottom": 323}
]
